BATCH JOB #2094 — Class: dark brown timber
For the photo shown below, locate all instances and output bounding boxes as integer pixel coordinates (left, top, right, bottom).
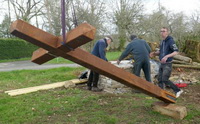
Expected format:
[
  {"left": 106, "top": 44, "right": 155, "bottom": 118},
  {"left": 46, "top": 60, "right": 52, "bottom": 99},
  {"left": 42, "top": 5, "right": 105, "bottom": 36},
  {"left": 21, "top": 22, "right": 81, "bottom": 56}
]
[{"left": 10, "top": 20, "right": 176, "bottom": 103}]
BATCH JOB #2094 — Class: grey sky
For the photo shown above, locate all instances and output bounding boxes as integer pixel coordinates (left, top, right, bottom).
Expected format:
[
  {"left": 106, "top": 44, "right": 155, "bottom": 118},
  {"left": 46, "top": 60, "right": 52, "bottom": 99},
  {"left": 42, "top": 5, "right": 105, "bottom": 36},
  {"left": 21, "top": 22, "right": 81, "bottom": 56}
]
[
  {"left": 144, "top": 0, "right": 200, "bottom": 15},
  {"left": 1, "top": 0, "right": 200, "bottom": 23}
]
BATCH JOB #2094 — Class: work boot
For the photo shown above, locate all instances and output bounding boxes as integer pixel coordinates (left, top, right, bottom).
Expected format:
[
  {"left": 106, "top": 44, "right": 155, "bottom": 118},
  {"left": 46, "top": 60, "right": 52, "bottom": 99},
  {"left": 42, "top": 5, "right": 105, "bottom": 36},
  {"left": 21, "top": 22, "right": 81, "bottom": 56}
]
[{"left": 92, "top": 87, "right": 103, "bottom": 92}]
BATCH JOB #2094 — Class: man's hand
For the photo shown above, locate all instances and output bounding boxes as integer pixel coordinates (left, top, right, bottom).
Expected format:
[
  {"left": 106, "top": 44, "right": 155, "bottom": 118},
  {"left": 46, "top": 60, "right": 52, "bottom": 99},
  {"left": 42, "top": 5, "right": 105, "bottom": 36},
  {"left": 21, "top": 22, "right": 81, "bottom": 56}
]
[
  {"left": 149, "top": 52, "right": 155, "bottom": 58},
  {"left": 117, "top": 60, "right": 121, "bottom": 65},
  {"left": 161, "top": 51, "right": 178, "bottom": 63},
  {"left": 150, "top": 51, "right": 160, "bottom": 58},
  {"left": 161, "top": 56, "right": 168, "bottom": 63}
]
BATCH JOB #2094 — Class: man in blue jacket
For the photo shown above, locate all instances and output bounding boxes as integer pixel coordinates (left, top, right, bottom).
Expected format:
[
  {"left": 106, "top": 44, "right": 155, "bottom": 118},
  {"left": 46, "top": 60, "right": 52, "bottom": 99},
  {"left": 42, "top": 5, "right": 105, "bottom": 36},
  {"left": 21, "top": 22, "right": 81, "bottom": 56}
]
[
  {"left": 117, "top": 34, "right": 152, "bottom": 82},
  {"left": 87, "top": 36, "right": 113, "bottom": 91},
  {"left": 150, "top": 27, "right": 183, "bottom": 98}
]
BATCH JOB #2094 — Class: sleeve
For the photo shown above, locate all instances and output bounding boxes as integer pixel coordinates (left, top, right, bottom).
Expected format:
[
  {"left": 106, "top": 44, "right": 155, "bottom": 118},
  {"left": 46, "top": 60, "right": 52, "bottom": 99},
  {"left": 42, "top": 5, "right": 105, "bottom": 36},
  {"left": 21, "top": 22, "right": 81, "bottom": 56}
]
[
  {"left": 118, "top": 44, "right": 133, "bottom": 61},
  {"left": 169, "top": 39, "right": 178, "bottom": 52},
  {"left": 99, "top": 42, "right": 107, "bottom": 61},
  {"left": 144, "top": 41, "right": 151, "bottom": 53}
]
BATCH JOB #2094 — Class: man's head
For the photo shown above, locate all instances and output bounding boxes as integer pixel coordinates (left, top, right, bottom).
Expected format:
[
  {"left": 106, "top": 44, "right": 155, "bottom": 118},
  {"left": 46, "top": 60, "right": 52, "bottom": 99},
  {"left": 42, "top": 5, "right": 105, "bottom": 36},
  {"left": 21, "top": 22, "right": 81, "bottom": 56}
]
[
  {"left": 130, "top": 34, "right": 137, "bottom": 41},
  {"left": 105, "top": 36, "right": 113, "bottom": 44},
  {"left": 160, "top": 27, "right": 169, "bottom": 39}
]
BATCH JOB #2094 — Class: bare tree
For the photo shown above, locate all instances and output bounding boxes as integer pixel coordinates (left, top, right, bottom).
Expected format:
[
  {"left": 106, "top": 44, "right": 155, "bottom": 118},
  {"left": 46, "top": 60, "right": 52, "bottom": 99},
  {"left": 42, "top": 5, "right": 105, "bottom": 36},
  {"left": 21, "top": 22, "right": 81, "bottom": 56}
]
[
  {"left": 74, "top": 0, "right": 107, "bottom": 34},
  {"left": 9, "top": 0, "right": 44, "bottom": 23},
  {"left": 190, "top": 11, "right": 200, "bottom": 37},
  {"left": 140, "top": 6, "right": 188, "bottom": 51},
  {"left": 7, "top": 0, "right": 11, "bottom": 27},
  {"left": 0, "top": 14, "right": 12, "bottom": 38},
  {"left": 111, "top": 0, "right": 144, "bottom": 50},
  {"left": 74, "top": 0, "right": 107, "bottom": 51},
  {"left": 0, "top": 0, "right": 12, "bottom": 38},
  {"left": 140, "top": 5, "right": 171, "bottom": 42},
  {"left": 188, "top": 0, "right": 200, "bottom": 40},
  {"left": 42, "top": 0, "right": 62, "bottom": 35},
  {"left": 43, "top": 0, "right": 93, "bottom": 36},
  {"left": 169, "top": 12, "right": 188, "bottom": 50}
]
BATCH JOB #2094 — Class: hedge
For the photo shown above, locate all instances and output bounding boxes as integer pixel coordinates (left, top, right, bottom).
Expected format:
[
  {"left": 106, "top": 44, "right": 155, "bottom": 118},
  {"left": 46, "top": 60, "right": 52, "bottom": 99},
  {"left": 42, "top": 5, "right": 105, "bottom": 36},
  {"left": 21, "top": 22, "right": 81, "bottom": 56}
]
[{"left": 0, "top": 38, "right": 38, "bottom": 60}]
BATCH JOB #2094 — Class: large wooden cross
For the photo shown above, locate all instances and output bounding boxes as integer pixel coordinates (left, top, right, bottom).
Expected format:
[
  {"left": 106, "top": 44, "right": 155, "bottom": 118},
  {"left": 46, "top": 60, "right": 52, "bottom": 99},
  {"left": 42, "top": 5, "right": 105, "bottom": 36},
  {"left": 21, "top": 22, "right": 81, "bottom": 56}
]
[{"left": 10, "top": 20, "right": 176, "bottom": 103}]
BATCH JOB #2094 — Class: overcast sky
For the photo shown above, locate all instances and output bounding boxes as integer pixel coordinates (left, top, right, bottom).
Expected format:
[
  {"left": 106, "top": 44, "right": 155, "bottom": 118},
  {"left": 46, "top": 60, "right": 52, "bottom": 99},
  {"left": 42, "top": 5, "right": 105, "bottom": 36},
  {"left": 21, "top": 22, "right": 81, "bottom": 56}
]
[
  {"left": 0, "top": 0, "right": 200, "bottom": 23},
  {"left": 144, "top": 0, "right": 200, "bottom": 15}
]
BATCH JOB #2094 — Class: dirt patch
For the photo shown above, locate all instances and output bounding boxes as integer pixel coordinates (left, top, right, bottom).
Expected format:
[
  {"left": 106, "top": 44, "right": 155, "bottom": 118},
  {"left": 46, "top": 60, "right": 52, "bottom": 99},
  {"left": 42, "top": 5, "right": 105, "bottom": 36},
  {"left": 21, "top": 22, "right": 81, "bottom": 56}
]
[
  {"left": 181, "top": 84, "right": 200, "bottom": 104},
  {"left": 171, "top": 68, "right": 200, "bottom": 104}
]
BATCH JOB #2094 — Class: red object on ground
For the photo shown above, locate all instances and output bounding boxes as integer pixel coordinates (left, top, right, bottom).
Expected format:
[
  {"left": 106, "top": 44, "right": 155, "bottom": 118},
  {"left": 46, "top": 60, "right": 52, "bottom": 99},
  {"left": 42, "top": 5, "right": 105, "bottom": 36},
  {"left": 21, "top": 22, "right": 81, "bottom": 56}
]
[{"left": 175, "top": 83, "right": 187, "bottom": 88}]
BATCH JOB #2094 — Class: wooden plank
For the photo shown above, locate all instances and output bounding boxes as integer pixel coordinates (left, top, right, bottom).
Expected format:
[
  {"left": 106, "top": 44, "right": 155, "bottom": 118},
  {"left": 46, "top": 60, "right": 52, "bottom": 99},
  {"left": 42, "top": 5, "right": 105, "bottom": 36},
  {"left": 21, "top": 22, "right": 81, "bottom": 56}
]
[
  {"left": 5, "top": 79, "right": 87, "bottom": 96},
  {"left": 173, "top": 64, "right": 200, "bottom": 70},
  {"left": 31, "top": 48, "right": 55, "bottom": 64},
  {"left": 10, "top": 20, "right": 176, "bottom": 103},
  {"left": 10, "top": 19, "right": 58, "bottom": 51}
]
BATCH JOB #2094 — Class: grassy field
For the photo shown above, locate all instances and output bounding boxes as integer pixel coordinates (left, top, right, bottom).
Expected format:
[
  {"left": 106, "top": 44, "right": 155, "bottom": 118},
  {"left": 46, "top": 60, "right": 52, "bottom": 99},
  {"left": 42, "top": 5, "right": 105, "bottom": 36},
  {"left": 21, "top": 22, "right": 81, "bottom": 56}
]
[{"left": 0, "top": 67, "right": 200, "bottom": 123}]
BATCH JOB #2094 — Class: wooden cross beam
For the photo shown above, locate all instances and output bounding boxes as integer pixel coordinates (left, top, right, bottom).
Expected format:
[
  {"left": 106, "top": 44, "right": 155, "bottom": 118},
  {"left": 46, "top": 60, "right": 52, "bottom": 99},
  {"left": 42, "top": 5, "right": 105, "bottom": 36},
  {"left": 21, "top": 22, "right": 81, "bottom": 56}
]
[{"left": 10, "top": 20, "right": 176, "bottom": 103}]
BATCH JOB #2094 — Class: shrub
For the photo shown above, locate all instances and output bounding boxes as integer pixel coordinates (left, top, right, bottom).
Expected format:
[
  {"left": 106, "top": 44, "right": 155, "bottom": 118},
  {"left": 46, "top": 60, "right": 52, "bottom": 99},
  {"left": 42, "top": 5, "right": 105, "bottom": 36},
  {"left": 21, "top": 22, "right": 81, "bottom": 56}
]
[{"left": 0, "top": 38, "right": 38, "bottom": 59}]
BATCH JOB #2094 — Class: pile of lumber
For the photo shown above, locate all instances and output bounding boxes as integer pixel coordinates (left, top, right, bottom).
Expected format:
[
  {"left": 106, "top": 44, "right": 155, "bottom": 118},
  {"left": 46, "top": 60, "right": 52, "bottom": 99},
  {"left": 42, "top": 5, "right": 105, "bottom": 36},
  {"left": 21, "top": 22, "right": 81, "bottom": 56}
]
[{"left": 172, "top": 54, "right": 200, "bottom": 69}]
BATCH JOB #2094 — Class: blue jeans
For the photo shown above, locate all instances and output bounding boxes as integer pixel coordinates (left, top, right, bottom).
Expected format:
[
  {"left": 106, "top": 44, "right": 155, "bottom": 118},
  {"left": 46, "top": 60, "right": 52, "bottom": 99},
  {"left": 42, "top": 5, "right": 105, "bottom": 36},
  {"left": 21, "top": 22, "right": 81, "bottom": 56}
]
[{"left": 157, "top": 63, "right": 180, "bottom": 93}]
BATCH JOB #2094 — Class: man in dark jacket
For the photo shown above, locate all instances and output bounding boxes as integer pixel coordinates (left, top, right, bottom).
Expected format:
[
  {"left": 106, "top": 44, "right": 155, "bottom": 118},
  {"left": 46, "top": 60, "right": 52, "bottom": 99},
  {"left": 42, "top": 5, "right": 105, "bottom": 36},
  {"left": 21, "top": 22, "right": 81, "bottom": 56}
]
[
  {"left": 87, "top": 36, "right": 113, "bottom": 91},
  {"left": 150, "top": 27, "right": 183, "bottom": 98},
  {"left": 117, "top": 34, "right": 152, "bottom": 82}
]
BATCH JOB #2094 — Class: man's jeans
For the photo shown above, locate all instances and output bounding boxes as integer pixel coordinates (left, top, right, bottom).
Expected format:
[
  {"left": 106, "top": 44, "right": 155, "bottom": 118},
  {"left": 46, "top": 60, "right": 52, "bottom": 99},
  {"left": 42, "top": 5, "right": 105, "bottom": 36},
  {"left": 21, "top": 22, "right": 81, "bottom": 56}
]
[
  {"left": 133, "top": 60, "right": 151, "bottom": 82},
  {"left": 157, "top": 63, "right": 180, "bottom": 93},
  {"left": 87, "top": 70, "right": 99, "bottom": 87}
]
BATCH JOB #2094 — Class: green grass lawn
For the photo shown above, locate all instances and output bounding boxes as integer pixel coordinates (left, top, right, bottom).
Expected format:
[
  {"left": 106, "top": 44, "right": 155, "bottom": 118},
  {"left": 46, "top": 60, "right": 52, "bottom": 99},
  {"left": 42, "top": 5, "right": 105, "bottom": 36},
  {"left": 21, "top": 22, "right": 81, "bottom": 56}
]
[
  {"left": 0, "top": 51, "right": 122, "bottom": 64},
  {"left": 0, "top": 67, "right": 200, "bottom": 123},
  {"left": 106, "top": 51, "right": 122, "bottom": 61}
]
